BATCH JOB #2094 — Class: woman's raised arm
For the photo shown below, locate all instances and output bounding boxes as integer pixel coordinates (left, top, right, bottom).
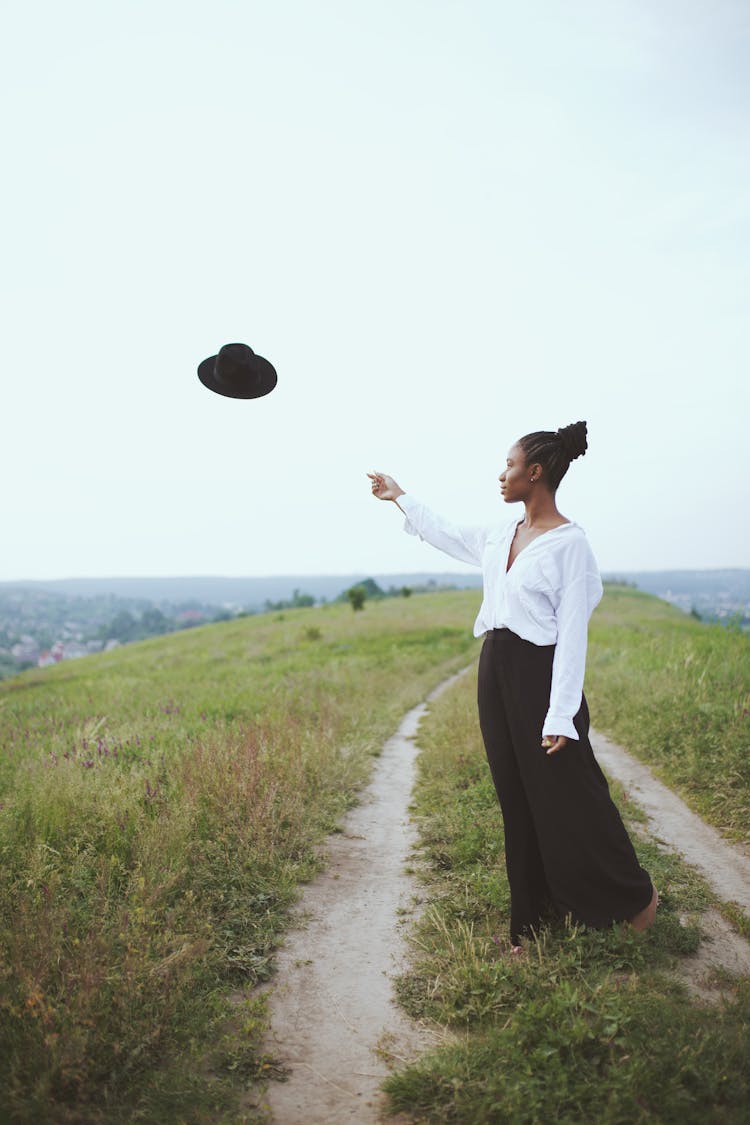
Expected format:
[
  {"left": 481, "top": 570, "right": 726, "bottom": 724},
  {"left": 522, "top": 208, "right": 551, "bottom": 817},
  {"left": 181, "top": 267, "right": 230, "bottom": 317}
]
[{"left": 367, "top": 472, "right": 486, "bottom": 567}]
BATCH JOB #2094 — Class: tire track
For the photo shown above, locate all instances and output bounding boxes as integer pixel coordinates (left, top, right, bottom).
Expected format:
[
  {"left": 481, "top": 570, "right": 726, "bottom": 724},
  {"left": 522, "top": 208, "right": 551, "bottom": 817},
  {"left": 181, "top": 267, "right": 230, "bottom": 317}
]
[{"left": 259, "top": 669, "right": 470, "bottom": 1124}]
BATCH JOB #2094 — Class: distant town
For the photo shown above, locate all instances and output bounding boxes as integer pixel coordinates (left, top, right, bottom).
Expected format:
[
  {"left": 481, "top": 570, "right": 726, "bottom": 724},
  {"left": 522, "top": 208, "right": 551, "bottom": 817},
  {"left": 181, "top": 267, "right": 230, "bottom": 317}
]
[
  {"left": 605, "top": 569, "right": 750, "bottom": 629},
  {"left": 0, "top": 575, "right": 450, "bottom": 680},
  {"left": 1, "top": 569, "right": 748, "bottom": 681}
]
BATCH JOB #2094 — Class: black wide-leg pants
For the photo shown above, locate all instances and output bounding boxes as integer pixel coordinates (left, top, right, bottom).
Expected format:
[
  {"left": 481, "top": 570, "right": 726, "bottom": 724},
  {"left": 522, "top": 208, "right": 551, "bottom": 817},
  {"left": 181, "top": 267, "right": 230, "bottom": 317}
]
[{"left": 477, "top": 628, "right": 653, "bottom": 945}]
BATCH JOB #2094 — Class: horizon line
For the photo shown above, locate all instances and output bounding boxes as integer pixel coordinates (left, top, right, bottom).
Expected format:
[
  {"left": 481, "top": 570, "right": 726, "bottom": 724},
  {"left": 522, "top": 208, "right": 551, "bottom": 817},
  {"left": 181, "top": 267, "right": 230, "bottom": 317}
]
[{"left": 1, "top": 566, "right": 749, "bottom": 585}]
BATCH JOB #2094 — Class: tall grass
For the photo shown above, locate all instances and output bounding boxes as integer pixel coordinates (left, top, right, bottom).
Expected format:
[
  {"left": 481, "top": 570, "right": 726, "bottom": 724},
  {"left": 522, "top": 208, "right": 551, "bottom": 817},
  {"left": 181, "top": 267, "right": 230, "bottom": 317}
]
[
  {"left": 0, "top": 593, "right": 481, "bottom": 1122},
  {"left": 4, "top": 583, "right": 746, "bottom": 1120},
  {"left": 385, "top": 665, "right": 750, "bottom": 1123},
  {"left": 588, "top": 585, "right": 750, "bottom": 844}
]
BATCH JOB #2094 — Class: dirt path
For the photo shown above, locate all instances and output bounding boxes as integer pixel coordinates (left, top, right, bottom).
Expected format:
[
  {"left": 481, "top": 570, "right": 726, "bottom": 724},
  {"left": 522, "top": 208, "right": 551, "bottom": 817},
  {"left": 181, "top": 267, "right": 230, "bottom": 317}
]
[
  {"left": 591, "top": 729, "right": 750, "bottom": 912},
  {"left": 259, "top": 669, "right": 469, "bottom": 1124},
  {"left": 257, "top": 677, "right": 750, "bottom": 1122},
  {"left": 591, "top": 728, "right": 750, "bottom": 989}
]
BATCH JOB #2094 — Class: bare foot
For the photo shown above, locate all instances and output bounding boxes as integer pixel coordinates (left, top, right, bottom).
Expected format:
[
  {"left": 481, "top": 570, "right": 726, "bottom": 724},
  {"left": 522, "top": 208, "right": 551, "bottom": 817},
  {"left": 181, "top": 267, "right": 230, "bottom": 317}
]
[{"left": 629, "top": 885, "right": 659, "bottom": 932}]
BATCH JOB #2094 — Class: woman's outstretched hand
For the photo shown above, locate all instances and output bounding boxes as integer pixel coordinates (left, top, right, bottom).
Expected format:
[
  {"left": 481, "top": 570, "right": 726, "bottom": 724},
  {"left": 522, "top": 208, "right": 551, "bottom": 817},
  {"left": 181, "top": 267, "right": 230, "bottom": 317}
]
[{"left": 368, "top": 472, "right": 405, "bottom": 502}]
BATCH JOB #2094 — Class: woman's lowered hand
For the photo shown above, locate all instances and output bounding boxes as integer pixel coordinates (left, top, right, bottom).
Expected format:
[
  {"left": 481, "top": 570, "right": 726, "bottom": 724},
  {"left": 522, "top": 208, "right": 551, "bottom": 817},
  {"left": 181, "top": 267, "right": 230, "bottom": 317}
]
[
  {"left": 368, "top": 472, "right": 405, "bottom": 502},
  {"left": 542, "top": 735, "right": 568, "bottom": 755}
]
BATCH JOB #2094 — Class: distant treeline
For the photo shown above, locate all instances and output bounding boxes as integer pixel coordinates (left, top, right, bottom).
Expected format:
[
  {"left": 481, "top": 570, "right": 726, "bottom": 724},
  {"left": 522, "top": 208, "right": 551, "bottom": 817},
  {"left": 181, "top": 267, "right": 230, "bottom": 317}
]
[{"left": 262, "top": 576, "right": 456, "bottom": 612}]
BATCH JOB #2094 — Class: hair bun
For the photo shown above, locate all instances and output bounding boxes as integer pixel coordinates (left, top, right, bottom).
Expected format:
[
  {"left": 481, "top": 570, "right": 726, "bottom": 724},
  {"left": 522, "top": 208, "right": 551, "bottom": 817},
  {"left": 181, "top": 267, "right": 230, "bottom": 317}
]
[{"left": 557, "top": 420, "right": 588, "bottom": 461}]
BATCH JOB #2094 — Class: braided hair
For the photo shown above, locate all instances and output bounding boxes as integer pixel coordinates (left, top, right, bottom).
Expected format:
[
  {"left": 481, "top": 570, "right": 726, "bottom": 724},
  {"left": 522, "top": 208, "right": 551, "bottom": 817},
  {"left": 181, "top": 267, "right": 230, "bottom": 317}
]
[{"left": 518, "top": 421, "right": 588, "bottom": 491}]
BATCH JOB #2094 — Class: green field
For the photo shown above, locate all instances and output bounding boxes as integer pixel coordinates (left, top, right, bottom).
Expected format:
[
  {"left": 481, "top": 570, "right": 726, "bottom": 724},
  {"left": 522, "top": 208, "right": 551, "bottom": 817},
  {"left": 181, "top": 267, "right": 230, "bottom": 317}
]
[
  {"left": 0, "top": 594, "right": 479, "bottom": 1122},
  {"left": 1, "top": 584, "right": 748, "bottom": 1122},
  {"left": 587, "top": 585, "right": 750, "bottom": 845},
  {"left": 385, "top": 587, "right": 750, "bottom": 1122}
]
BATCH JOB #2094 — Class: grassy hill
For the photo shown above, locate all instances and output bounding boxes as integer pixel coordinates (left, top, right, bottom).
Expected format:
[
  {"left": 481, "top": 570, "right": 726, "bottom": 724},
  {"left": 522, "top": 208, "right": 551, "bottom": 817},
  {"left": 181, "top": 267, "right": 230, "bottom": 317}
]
[
  {"left": 1, "top": 584, "right": 747, "bottom": 1121},
  {"left": 384, "top": 587, "right": 750, "bottom": 1123},
  {"left": 0, "top": 593, "right": 480, "bottom": 1122},
  {"left": 588, "top": 584, "right": 750, "bottom": 845}
]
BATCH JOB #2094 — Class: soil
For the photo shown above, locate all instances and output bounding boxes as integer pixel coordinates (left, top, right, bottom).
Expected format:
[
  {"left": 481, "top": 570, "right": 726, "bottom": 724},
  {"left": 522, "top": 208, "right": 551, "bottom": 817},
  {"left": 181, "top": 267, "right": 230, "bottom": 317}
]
[
  {"left": 255, "top": 677, "right": 750, "bottom": 1122},
  {"left": 590, "top": 728, "right": 750, "bottom": 912},
  {"left": 258, "top": 670, "right": 467, "bottom": 1124},
  {"left": 591, "top": 728, "right": 750, "bottom": 993}
]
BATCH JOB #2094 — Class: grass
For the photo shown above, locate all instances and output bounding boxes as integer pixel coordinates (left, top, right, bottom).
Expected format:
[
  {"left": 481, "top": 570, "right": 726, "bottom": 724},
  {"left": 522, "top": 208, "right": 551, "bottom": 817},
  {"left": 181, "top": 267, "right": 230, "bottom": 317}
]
[
  {"left": 386, "top": 986, "right": 750, "bottom": 1124},
  {"left": 3, "top": 581, "right": 748, "bottom": 1121},
  {"left": 587, "top": 585, "right": 750, "bottom": 845},
  {"left": 384, "top": 595, "right": 750, "bottom": 1123},
  {"left": 0, "top": 592, "right": 481, "bottom": 1122}
]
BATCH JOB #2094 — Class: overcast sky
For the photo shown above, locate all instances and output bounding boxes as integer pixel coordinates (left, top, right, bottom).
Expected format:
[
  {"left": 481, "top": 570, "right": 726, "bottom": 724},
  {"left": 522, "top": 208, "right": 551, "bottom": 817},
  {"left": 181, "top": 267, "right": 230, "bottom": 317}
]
[{"left": 3, "top": 0, "right": 748, "bottom": 580}]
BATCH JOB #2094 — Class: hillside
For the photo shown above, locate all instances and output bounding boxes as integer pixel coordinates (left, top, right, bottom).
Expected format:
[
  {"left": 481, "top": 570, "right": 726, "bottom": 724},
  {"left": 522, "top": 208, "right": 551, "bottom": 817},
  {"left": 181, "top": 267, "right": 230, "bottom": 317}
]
[
  {"left": 587, "top": 584, "right": 750, "bottom": 844},
  {"left": 383, "top": 594, "right": 750, "bottom": 1123},
  {"left": 0, "top": 592, "right": 481, "bottom": 1121},
  {"left": 1, "top": 585, "right": 747, "bottom": 1121}
]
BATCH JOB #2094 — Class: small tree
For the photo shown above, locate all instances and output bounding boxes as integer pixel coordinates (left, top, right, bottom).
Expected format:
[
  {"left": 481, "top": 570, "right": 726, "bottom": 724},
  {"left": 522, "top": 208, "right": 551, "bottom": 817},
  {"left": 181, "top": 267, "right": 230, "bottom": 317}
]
[
  {"left": 347, "top": 585, "right": 366, "bottom": 611},
  {"left": 359, "top": 577, "right": 385, "bottom": 599},
  {"left": 291, "top": 588, "right": 315, "bottom": 608}
]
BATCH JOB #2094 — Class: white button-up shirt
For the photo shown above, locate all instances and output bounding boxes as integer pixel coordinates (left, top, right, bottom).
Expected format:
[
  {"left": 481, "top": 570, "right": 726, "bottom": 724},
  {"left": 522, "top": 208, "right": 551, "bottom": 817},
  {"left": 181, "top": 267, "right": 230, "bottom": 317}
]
[{"left": 398, "top": 493, "right": 603, "bottom": 741}]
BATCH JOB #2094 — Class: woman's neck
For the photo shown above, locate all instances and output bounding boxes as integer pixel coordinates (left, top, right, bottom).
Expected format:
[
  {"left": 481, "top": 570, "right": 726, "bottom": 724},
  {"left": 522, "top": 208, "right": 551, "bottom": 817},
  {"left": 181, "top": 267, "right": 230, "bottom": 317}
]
[{"left": 521, "top": 490, "right": 564, "bottom": 529}]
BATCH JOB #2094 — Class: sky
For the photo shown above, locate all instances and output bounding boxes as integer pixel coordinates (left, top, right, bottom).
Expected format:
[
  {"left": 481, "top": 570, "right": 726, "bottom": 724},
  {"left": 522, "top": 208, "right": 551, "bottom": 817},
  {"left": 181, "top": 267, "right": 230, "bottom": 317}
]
[{"left": 3, "top": 0, "right": 749, "bottom": 580}]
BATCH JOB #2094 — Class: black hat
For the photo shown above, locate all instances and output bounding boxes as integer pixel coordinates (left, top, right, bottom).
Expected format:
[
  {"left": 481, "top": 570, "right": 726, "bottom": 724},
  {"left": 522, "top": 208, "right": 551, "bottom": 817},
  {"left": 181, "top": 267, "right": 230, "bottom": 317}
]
[{"left": 197, "top": 342, "right": 277, "bottom": 399}]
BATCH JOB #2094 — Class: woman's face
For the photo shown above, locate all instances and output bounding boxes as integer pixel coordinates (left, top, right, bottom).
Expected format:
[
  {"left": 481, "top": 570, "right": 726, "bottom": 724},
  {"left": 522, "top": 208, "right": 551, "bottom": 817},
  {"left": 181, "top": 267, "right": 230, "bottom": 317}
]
[{"left": 498, "top": 442, "right": 535, "bottom": 503}]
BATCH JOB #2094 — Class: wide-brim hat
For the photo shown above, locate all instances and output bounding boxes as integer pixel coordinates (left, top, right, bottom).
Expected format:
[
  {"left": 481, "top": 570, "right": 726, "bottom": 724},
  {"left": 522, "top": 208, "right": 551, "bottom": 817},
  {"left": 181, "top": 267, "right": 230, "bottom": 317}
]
[{"left": 198, "top": 342, "right": 277, "bottom": 399}]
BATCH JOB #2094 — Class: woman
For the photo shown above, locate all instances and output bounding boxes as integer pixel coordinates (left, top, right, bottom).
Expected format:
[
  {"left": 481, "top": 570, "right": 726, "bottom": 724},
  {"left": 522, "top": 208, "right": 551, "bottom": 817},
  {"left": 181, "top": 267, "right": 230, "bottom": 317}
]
[{"left": 368, "top": 421, "right": 657, "bottom": 951}]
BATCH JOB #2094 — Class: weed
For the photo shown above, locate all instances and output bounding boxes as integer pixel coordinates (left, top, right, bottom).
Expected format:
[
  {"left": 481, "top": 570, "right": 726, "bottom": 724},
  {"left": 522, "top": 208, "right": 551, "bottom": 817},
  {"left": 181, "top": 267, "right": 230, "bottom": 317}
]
[{"left": 719, "top": 901, "right": 750, "bottom": 941}]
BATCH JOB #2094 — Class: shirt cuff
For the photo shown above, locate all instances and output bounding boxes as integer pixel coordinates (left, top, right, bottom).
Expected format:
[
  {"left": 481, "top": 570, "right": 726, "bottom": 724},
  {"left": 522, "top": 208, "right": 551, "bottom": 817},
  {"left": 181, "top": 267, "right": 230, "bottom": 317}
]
[
  {"left": 397, "top": 493, "right": 419, "bottom": 535},
  {"left": 542, "top": 714, "right": 579, "bottom": 741}
]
